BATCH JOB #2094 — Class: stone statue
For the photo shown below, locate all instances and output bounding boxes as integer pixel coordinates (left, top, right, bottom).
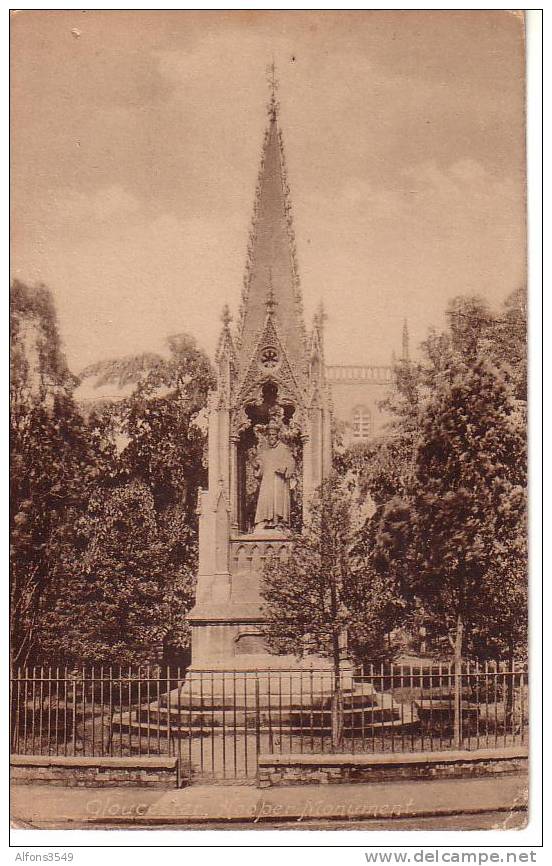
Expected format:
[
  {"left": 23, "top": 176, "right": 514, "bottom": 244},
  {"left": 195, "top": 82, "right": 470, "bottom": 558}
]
[{"left": 253, "top": 421, "right": 296, "bottom": 531}]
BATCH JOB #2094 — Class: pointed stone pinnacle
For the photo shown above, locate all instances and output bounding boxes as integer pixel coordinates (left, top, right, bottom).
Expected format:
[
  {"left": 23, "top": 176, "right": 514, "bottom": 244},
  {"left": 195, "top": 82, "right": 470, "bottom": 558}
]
[
  {"left": 314, "top": 301, "right": 328, "bottom": 331},
  {"left": 402, "top": 318, "right": 410, "bottom": 362},
  {"left": 266, "top": 59, "right": 280, "bottom": 121},
  {"left": 221, "top": 304, "right": 232, "bottom": 328}
]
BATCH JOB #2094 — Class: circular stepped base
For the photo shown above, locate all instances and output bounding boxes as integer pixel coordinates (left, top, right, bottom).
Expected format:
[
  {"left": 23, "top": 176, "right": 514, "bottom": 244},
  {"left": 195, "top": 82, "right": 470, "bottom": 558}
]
[{"left": 114, "top": 678, "right": 418, "bottom": 740}]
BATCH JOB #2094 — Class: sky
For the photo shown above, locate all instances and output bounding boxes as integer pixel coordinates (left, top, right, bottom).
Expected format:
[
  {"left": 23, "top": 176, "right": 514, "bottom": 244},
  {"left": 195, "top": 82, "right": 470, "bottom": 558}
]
[{"left": 10, "top": 10, "right": 526, "bottom": 371}]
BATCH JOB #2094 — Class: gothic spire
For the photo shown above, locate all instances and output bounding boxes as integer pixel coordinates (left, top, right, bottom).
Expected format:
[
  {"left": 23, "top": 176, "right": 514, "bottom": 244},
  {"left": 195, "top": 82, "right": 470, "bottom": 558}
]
[
  {"left": 237, "top": 67, "right": 306, "bottom": 378},
  {"left": 314, "top": 300, "right": 327, "bottom": 331}
]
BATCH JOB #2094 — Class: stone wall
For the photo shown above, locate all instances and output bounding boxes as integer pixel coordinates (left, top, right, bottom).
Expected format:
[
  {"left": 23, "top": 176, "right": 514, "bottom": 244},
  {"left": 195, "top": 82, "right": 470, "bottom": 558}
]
[
  {"left": 257, "top": 748, "right": 528, "bottom": 788},
  {"left": 11, "top": 756, "right": 181, "bottom": 788}
]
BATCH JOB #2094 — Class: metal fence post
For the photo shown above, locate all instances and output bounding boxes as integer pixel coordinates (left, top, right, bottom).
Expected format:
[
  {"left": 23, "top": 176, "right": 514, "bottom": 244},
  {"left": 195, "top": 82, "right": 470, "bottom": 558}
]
[{"left": 255, "top": 673, "right": 261, "bottom": 774}]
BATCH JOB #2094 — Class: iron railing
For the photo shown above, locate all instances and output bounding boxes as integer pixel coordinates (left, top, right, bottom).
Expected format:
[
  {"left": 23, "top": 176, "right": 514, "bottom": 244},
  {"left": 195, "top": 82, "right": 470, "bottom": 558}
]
[{"left": 10, "top": 662, "right": 528, "bottom": 781}]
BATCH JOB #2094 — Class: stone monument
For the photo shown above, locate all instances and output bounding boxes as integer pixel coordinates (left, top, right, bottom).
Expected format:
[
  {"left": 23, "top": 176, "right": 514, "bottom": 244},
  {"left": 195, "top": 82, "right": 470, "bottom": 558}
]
[
  {"left": 187, "top": 79, "right": 333, "bottom": 671},
  {"left": 126, "top": 79, "right": 406, "bottom": 753}
]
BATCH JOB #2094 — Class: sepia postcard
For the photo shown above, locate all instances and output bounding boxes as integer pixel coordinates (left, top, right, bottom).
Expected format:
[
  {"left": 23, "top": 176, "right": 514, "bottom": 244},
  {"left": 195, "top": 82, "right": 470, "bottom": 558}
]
[{"left": 9, "top": 8, "right": 536, "bottom": 848}]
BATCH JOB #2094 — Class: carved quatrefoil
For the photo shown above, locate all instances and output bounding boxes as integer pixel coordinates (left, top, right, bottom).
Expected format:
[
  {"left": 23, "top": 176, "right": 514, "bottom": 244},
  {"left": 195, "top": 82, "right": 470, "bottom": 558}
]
[{"left": 260, "top": 346, "right": 279, "bottom": 369}]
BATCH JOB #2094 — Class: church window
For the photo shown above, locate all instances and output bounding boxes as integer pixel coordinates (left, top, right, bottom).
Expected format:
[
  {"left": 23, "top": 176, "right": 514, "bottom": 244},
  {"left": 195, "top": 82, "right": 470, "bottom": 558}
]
[{"left": 352, "top": 406, "right": 372, "bottom": 439}]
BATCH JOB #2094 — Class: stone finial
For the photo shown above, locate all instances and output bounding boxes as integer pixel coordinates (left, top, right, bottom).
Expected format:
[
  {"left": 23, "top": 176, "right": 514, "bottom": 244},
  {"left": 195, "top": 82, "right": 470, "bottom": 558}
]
[
  {"left": 221, "top": 304, "right": 232, "bottom": 329},
  {"left": 314, "top": 300, "right": 328, "bottom": 330},
  {"left": 402, "top": 318, "right": 410, "bottom": 362},
  {"left": 266, "top": 59, "right": 279, "bottom": 121}
]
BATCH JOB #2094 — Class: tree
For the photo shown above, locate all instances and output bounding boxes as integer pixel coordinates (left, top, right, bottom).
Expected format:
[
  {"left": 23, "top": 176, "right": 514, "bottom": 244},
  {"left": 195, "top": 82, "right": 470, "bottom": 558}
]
[
  {"left": 60, "top": 333, "right": 215, "bottom": 663},
  {"left": 82, "top": 333, "right": 214, "bottom": 515},
  {"left": 335, "top": 435, "right": 417, "bottom": 515},
  {"left": 260, "top": 473, "right": 401, "bottom": 747},
  {"left": 486, "top": 287, "right": 527, "bottom": 402},
  {"left": 374, "top": 359, "right": 526, "bottom": 744},
  {"left": 359, "top": 291, "right": 527, "bottom": 646},
  {"left": 39, "top": 481, "right": 195, "bottom": 666},
  {"left": 11, "top": 279, "right": 214, "bottom": 667},
  {"left": 10, "top": 280, "right": 108, "bottom": 667},
  {"left": 386, "top": 291, "right": 526, "bottom": 424}
]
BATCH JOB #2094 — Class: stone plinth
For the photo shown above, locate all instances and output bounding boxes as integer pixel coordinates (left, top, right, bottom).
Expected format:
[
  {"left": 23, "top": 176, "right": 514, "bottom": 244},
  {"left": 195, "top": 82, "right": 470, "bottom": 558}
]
[
  {"left": 189, "top": 532, "right": 299, "bottom": 669},
  {"left": 165, "top": 659, "right": 346, "bottom": 706}
]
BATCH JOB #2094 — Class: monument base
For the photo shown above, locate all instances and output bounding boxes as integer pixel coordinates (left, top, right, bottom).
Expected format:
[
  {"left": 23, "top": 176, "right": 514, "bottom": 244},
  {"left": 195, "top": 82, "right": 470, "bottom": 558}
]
[
  {"left": 187, "top": 610, "right": 341, "bottom": 679},
  {"left": 164, "top": 657, "right": 354, "bottom": 708},
  {"left": 189, "top": 530, "right": 295, "bottom": 667}
]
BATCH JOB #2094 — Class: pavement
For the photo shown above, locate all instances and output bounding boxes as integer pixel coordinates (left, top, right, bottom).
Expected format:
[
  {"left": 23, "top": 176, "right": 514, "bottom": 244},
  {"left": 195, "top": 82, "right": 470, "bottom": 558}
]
[{"left": 10, "top": 773, "right": 528, "bottom": 830}]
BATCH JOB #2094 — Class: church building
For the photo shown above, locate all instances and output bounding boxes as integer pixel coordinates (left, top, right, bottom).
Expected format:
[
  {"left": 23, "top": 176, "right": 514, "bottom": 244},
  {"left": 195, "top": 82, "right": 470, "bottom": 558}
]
[{"left": 328, "top": 319, "right": 410, "bottom": 445}]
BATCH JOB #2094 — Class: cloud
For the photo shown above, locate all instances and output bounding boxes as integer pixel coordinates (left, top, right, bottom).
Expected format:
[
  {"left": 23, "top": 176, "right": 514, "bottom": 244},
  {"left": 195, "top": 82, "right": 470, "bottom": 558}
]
[
  {"left": 34, "top": 185, "right": 141, "bottom": 239},
  {"left": 295, "top": 156, "right": 524, "bottom": 364},
  {"left": 11, "top": 12, "right": 525, "bottom": 373},
  {"left": 12, "top": 202, "right": 247, "bottom": 371},
  {"left": 14, "top": 153, "right": 522, "bottom": 372},
  {"left": 90, "top": 186, "right": 140, "bottom": 220}
]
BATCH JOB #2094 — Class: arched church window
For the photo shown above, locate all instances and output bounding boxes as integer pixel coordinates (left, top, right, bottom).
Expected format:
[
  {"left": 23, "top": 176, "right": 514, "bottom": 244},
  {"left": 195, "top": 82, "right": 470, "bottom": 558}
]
[{"left": 352, "top": 406, "right": 372, "bottom": 439}]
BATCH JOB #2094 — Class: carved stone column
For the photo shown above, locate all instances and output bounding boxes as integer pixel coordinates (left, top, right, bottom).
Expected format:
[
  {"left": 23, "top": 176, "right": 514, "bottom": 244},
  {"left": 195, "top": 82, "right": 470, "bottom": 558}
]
[
  {"left": 311, "top": 406, "right": 323, "bottom": 491},
  {"left": 322, "top": 406, "right": 333, "bottom": 478},
  {"left": 219, "top": 409, "right": 230, "bottom": 490},
  {"left": 230, "top": 434, "right": 240, "bottom": 533},
  {"left": 206, "top": 391, "right": 219, "bottom": 491},
  {"left": 301, "top": 431, "right": 312, "bottom": 524}
]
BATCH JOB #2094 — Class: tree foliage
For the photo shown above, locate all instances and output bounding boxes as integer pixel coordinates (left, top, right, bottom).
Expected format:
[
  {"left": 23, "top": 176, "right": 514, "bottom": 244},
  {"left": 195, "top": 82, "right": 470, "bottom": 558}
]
[
  {"left": 260, "top": 474, "right": 402, "bottom": 673},
  {"left": 10, "top": 281, "right": 108, "bottom": 667},
  {"left": 39, "top": 481, "right": 196, "bottom": 666},
  {"left": 11, "top": 275, "right": 527, "bottom": 671},
  {"left": 11, "top": 281, "right": 214, "bottom": 667},
  {"left": 374, "top": 356, "right": 526, "bottom": 660},
  {"left": 39, "top": 336, "right": 214, "bottom": 666},
  {"left": 337, "top": 289, "right": 527, "bottom": 662},
  {"left": 82, "top": 333, "right": 214, "bottom": 516}
]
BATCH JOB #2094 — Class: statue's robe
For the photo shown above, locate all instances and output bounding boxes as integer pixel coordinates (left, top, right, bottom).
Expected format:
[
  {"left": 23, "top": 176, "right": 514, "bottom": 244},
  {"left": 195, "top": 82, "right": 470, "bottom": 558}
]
[{"left": 254, "top": 441, "right": 295, "bottom": 528}]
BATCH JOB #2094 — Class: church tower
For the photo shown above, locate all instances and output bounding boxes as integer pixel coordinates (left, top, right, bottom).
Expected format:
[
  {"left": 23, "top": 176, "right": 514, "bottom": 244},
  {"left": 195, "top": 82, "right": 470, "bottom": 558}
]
[{"left": 188, "top": 71, "right": 333, "bottom": 669}]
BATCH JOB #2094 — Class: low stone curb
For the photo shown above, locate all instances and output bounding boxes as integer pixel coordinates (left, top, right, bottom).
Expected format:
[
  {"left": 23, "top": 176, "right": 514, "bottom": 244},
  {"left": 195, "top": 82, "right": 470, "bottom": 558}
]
[
  {"left": 257, "top": 747, "right": 528, "bottom": 787},
  {"left": 11, "top": 755, "right": 178, "bottom": 769},
  {"left": 11, "top": 755, "right": 180, "bottom": 788}
]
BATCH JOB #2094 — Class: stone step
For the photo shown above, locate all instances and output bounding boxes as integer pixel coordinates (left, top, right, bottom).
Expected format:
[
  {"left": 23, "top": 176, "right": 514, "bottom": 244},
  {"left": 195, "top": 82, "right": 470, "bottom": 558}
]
[
  {"left": 135, "top": 703, "right": 402, "bottom": 727},
  {"left": 113, "top": 712, "right": 417, "bottom": 739},
  {"left": 153, "top": 692, "right": 381, "bottom": 714}
]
